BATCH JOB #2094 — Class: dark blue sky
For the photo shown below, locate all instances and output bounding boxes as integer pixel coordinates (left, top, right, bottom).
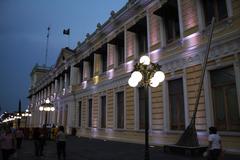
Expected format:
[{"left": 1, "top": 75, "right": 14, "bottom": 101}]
[{"left": 0, "top": 0, "right": 127, "bottom": 112}]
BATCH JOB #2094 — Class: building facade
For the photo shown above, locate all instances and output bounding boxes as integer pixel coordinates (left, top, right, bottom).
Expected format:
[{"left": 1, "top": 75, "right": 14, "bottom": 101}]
[{"left": 28, "top": 0, "right": 240, "bottom": 153}]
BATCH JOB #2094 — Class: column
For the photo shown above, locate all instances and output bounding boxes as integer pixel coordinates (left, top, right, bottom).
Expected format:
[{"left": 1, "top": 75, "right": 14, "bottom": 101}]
[
  {"left": 83, "top": 61, "right": 90, "bottom": 80},
  {"left": 54, "top": 79, "right": 58, "bottom": 98},
  {"left": 64, "top": 72, "right": 67, "bottom": 94},
  {"left": 60, "top": 75, "right": 63, "bottom": 94}
]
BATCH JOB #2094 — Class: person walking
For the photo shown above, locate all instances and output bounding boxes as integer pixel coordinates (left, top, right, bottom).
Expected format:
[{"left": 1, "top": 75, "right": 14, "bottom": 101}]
[
  {"left": 33, "top": 127, "right": 41, "bottom": 156},
  {"left": 56, "top": 126, "right": 66, "bottom": 160},
  {"left": 15, "top": 128, "right": 24, "bottom": 149},
  {"left": 0, "top": 127, "right": 16, "bottom": 160},
  {"left": 39, "top": 127, "right": 46, "bottom": 156},
  {"left": 208, "top": 126, "right": 222, "bottom": 160}
]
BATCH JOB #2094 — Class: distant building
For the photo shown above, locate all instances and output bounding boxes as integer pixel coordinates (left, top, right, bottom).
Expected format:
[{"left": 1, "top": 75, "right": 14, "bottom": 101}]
[{"left": 28, "top": 0, "right": 240, "bottom": 153}]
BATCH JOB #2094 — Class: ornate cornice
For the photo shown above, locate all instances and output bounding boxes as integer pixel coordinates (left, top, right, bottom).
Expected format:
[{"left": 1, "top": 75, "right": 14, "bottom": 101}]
[{"left": 160, "top": 31, "right": 240, "bottom": 73}]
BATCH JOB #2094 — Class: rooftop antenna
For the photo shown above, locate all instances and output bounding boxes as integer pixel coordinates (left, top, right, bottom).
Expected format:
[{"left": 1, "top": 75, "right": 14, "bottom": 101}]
[{"left": 45, "top": 27, "right": 50, "bottom": 66}]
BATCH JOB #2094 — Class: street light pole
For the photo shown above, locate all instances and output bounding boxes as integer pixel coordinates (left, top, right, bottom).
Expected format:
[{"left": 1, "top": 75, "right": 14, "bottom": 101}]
[
  {"left": 39, "top": 98, "right": 55, "bottom": 127},
  {"left": 128, "top": 55, "right": 165, "bottom": 160},
  {"left": 44, "top": 111, "right": 48, "bottom": 127},
  {"left": 18, "top": 99, "right": 21, "bottom": 128},
  {"left": 144, "top": 86, "right": 149, "bottom": 160}
]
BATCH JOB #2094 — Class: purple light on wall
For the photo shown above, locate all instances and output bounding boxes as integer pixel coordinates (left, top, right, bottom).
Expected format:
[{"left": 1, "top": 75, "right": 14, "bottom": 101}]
[
  {"left": 82, "top": 81, "right": 87, "bottom": 89},
  {"left": 107, "top": 69, "right": 114, "bottom": 79},
  {"left": 183, "top": 32, "right": 201, "bottom": 51},
  {"left": 150, "top": 48, "right": 162, "bottom": 63},
  {"left": 125, "top": 60, "right": 134, "bottom": 72}
]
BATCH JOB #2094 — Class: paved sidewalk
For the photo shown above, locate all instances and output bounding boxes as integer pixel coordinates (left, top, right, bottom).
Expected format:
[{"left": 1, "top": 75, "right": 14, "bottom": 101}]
[{"left": 2, "top": 136, "right": 240, "bottom": 160}]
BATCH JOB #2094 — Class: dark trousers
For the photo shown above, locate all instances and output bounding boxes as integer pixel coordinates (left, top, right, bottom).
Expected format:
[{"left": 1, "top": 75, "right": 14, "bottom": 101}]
[
  {"left": 57, "top": 141, "right": 66, "bottom": 160},
  {"left": 34, "top": 140, "right": 44, "bottom": 156},
  {"left": 209, "top": 149, "right": 221, "bottom": 160},
  {"left": 1, "top": 149, "right": 14, "bottom": 160},
  {"left": 34, "top": 140, "right": 40, "bottom": 156},
  {"left": 16, "top": 138, "right": 22, "bottom": 149}
]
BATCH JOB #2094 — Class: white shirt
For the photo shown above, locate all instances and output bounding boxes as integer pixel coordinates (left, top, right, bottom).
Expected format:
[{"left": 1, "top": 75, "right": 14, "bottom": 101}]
[{"left": 208, "top": 134, "right": 221, "bottom": 150}]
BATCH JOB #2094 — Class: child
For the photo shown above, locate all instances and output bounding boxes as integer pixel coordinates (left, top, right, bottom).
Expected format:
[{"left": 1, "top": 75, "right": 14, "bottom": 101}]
[{"left": 208, "top": 126, "right": 222, "bottom": 160}]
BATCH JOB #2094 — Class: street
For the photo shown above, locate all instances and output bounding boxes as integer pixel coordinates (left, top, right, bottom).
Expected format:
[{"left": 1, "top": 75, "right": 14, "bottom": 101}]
[{"left": 1, "top": 136, "right": 240, "bottom": 160}]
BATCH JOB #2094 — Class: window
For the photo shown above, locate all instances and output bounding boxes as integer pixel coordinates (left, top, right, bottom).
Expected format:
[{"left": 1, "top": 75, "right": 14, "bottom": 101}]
[
  {"left": 57, "top": 77, "right": 61, "bottom": 91},
  {"left": 78, "top": 101, "right": 82, "bottom": 127},
  {"left": 138, "top": 87, "right": 147, "bottom": 129},
  {"left": 61, "top": 75, "right": 64, "bottom": 89},
  {"left": 101, "top": 96, "right": 106, "bottom": 128},
  {"left": 78, "top": 61, "right": 84, "bottom": 82},
  {"left": 109, "top": 32, "right": 125, "bottom": 66},
  {"left": 89, "top": 57, "right": 94, "bottom": 78},
  {"left": 168, "top": 78, "right": 185, "bottom": 130},
  {"left": 102, "top": 53, "right": 107, "bottom": 72},
  {"left": 210, "top": 66, "right": 240, "bottom": 131},
  {"left": 116, "top": 91, "right": 124, "bottom": 129},
  {"left": 127, "top": 17, "right": 148, "bottom": 57},
  {"left": 88, "top": 99, "right": 92, "bottom": 127},
  {"left": 164, "top": 15, "right": 180, "bottom": 44},
  {"left": 117, "top": 45, "right": 124, "bottom": 65},
  {"left": 154, "top": 0, "right": 180, "bottom": 44},
  {"left": 67, "top": 70, "right": 70, "bottom": 86},
  {"left": 95, "top": 44, "right": 108, "bottom": 73},
  {"left": 202, "top": 0, "right": 228, "bottom": 25},
  {"left": 137, "top": 31, "right": 147, "bottom": 56}
]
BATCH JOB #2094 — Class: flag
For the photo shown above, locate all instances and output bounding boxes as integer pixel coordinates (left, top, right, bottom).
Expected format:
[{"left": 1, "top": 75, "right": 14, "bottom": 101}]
[
  {"left": 63, "top": 28, "right": 70, "bottom": 35},
  {"left": 47, "top": 27, "right": 50, "bottom": 38}
]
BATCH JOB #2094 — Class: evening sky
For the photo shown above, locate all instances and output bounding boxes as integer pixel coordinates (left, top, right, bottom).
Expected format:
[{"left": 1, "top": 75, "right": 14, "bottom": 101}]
[{"left": 0, "top": 0, "right": 127, "bottom": 112}]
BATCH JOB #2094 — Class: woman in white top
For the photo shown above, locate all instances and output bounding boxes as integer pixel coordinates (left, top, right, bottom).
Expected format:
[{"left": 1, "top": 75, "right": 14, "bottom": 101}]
[
  {"left": 56, "top": 126, "right": 66, "bottom": 160},
  {"left": 208, "top": 126, "right": 222, "bottom": 160}
]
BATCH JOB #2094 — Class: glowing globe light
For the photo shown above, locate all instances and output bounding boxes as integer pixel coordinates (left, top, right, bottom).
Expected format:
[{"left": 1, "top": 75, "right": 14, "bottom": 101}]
[
  {"left": 39, "top": 106, "right": 44, "bottom": 111},
  {"left": 128, "top": 77, "right": 139, "bottom": 87},
  {"left": 131, "top": 71, "right": 143, "bottom": 82},
  {"left": 139, "top": 55, "right": 150, "bottom": 65},
  {"left": 153, "top": 71, "right": 165, "bottom": 83},
  {"left": 44, "top": 107, "right": 51, "bottom": 111},
  {"left": 46, "top": 98, "right": 50, "bottom": 104},
  {"left": 50, "top": 107, "right": 55, "bottom": 111},
  {"left": 149, "top": 77, "right": 160, "bottom": 87}
]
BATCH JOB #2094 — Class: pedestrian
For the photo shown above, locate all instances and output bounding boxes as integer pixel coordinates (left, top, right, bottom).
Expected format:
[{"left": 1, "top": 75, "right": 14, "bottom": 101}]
[
  {"left": 51, "top": 124, "right": 56, "bottom": 140},
  {"left": 207, "top": 126, "right": 222, "bottom": 160},
  {"left": 33, "top": 127, "right": 41, "bottom": 156},
  {"left": 15, "top": 128, "right": 24, "bottom": 149},
  {"left": 39, "top": 128, "right": 46, "bottom": 156},
  {"left": 56, "top": 126, "right": 66, "bottom": 160},
  {"left": 0, "top": 127, "right": 16, "bottom": 160}
]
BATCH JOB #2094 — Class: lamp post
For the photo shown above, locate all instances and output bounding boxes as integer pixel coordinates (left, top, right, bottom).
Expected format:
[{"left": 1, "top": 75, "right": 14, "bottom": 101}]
[
  {"left": 39, "top": 98, "right": 55, "bottom": 127},
  {"left": 128, "top": 55, "right": 165, "bottom": 160},
  {"left": 22, "top": 109, "right": 32, "bottom": 128}
]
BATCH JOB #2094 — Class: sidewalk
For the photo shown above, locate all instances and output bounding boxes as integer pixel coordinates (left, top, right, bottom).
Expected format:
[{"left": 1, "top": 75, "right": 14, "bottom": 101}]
[{"left": 3, "top": 136, "right": 240, "bottom": 160}]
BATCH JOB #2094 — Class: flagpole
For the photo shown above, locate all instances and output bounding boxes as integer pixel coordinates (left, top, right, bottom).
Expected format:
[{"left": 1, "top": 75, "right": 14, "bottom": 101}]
[
  {"left": 45, "top": 27, "right": 50, "bottom": 66},
  {"left": 68, "top": 34, "right": 70, "bottom": 48},
  {"left": 63, "top": 28, "right": 70, "bottom": 48}
]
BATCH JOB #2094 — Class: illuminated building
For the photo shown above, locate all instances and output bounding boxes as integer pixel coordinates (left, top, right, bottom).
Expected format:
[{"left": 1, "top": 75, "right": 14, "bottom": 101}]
[{"left": 28, "top": 0, "right": 240, "bottom": 153}]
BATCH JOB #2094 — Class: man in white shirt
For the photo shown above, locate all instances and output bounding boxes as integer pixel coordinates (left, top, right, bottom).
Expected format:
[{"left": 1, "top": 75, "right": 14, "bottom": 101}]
[{"left": 208, "top": 126, "right": 222, "bottom": 160}]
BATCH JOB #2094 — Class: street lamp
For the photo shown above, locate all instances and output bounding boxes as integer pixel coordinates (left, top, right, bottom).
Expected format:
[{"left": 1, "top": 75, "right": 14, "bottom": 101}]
[
  {"left": 22, "top": 109, "right": 32, "bottom": 128},
  {"left": 128, "top": 55, "right": 165, "bottom": 160},
  {"left": 39, "top": 98, "right": 55, "bottom": 127}
]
